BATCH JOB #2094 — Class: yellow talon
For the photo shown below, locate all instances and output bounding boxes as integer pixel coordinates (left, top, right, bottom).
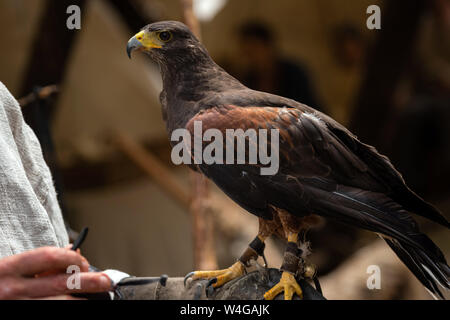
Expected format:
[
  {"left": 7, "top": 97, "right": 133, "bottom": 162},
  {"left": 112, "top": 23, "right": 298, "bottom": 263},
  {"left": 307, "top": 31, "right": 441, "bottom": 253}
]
[
  {"left": 187, "top": 261, "right": 245, "bottom": 288},
  {"left": 264, "top": 271, "right": 303, "bottom": 300}
]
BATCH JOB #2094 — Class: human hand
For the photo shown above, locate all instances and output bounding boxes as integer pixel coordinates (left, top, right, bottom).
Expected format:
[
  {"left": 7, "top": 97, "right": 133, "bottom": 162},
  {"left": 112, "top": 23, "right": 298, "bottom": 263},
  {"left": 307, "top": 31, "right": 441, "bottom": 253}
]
[{"left": 0, "top": 246, "right": 112, "bottom": 299}]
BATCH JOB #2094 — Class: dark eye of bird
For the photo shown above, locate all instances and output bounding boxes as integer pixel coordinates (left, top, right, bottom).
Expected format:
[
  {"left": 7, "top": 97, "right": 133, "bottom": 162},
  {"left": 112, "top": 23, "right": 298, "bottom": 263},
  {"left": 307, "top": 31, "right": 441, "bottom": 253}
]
[{"left": 158, "top": 31, "right": 172, "bottom": 42}]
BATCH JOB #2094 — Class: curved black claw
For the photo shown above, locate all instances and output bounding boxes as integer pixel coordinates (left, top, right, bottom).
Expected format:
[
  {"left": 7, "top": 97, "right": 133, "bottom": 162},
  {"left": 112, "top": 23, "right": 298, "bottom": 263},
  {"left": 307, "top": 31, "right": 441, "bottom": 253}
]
[
  {"left": 184, "top": 272, "right": 195, "bottom": 287},
  {"left": 193, "top": 283, "right": 203, "bottom": 300},
  {"left": 205, "top": 278, "right": 217, "bottom": 298},
  {"left": 313, "top": 277, "right": 322, "bottom": 295},
  {"left": 206, "top": 277, "right": 217, "bottom": 288},
  {"left": 262, "top": 253, "right": 268, "bottom": 268}
]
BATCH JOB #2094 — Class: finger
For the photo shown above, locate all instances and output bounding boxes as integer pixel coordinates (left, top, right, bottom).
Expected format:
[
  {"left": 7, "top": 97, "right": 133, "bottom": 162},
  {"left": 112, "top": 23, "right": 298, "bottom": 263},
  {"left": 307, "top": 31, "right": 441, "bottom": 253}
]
[
  {"left": 80, "top": 256, "right": 89, "bottom": 270},
  {"left": 37, "top": 253, "right": 89, "bottom": 277},
  {"left": 38, "top": 248, "right": 88, "bottom": 276},
  {"left": 70, "top": 272, "right": 112, "bottom": 293},
  {"left": 0, "top": 247, "right": 89, "bottom": 276},
  {"left": 37, "top": 255, "right": 90, "bottom": 275},
  {"left": 21, "top": 272, "right": 112, "bottom": 298},
  {"left": 65, "top": 244, "right": 82, "bottom": 256}
]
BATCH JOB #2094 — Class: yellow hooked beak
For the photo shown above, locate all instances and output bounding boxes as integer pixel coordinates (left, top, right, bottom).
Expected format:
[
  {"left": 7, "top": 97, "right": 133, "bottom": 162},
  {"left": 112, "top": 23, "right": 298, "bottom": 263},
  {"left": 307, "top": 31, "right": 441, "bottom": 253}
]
[{"left": 126, "top": 30, "right": 162, "bottom": 58}]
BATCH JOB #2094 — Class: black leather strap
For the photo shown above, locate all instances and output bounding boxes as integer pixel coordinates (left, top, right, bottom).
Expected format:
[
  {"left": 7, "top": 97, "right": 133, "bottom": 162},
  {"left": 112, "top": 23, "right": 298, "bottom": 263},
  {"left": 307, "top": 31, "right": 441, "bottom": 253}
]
[
  {"left": 239, "top": 236, "right": 266, "bottom": 267},
  {"left": 284, "top": 241, "right": 303, "bottom": 257},
  {"left": 280, "top": 242, "right": 304, "bottom": 276},
  {"left": 249, "top": 236, "right": 265, "bottom": 256}
]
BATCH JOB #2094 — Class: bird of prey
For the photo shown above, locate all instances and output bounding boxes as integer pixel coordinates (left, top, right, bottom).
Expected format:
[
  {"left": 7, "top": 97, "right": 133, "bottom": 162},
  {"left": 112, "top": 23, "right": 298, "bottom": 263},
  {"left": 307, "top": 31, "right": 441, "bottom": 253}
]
[{"left": 127, "top": 21, "right": 450, "bottom": 299}]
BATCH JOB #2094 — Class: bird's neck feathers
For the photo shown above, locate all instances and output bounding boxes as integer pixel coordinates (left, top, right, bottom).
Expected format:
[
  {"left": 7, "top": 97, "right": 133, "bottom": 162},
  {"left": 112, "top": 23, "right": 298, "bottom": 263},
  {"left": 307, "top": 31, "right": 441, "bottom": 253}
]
[
  {"left": 157, "top": 43, "right": 245, "bottom": 131},
  {"left": 159, "top": 44, "right": 244, "bottom": 107}
]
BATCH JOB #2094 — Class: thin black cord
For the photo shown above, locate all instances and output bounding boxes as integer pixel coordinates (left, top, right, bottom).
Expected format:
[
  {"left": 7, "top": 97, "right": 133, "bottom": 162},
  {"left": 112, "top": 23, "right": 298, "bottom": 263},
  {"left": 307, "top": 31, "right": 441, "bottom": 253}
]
[{"left": 71, "top": 227, "right": 89, "bottom": 251}]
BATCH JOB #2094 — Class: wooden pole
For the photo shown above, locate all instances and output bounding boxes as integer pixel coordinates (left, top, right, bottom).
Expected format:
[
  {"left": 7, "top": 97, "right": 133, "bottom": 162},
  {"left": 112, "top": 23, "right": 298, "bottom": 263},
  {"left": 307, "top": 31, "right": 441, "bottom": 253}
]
[
  {"left": 114, "top": 132, "right": 191, "bottom": 210},
  {"left": 180, "top": 0, "right": 202, "bottom": 41},
  {"left": 20, "top": 0, "right": 85, "bottom": 96},
  {"left": 180, "top": 0, "right": 218, "bottom": 270},
  {"left": 18, "top": 0, "right": 86, "bottom": 220}
]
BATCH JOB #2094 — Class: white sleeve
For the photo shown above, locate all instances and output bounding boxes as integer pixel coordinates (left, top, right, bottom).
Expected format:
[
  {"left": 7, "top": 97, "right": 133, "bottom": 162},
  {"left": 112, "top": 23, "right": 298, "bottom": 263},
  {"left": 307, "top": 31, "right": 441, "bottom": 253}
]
[{"left": 0, "top": 81, "right": 69, "bottom": 257}]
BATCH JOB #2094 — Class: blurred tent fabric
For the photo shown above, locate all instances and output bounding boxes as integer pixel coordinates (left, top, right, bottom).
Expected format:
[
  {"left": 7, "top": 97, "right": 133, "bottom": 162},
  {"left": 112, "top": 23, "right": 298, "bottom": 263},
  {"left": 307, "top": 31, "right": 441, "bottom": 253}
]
[
  {"left": 0, "top": 0, "right": 448, "bottom": 299},
  {"left": 1, "top": 0, "right": 380, "bottom": 164}
]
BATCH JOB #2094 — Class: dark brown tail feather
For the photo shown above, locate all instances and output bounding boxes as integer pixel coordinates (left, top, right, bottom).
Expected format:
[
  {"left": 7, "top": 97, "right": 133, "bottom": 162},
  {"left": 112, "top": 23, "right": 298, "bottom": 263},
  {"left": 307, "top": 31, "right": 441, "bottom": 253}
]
[
  {"left": 384, "top": 235, "right": 450, "bottom": 299},
  {"left": 395, "top": 188, "right": 450, "bottom": 229},
  {"left": 308, "top": 185, "right": 450, "bottom": 299}
]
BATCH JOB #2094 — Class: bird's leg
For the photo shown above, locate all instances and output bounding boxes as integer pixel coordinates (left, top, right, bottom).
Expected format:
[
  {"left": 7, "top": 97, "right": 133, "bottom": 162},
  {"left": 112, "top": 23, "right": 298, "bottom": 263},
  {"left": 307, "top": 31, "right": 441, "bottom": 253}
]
[
  {"left": 238, "top": 234, "right": 268, "bottom": 267},
  {"left": 264, "top": 232, "right": 304, "bottom": 300},
  {"left": 184, "top": 218, "right": 275, "bottom": 288},
  {"left": 184, "top": 260, "right": 245, "bottom": 288},
  {"left": 238, "top": 216, "right": 281, "bottom": 268},
  {"left": 184, "top": 235, "right": 266, "bottom": 288}
]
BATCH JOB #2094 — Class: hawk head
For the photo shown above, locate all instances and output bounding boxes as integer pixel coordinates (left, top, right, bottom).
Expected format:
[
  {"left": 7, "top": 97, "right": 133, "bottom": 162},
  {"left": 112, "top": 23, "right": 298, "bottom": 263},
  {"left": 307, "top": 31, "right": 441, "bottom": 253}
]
[{"left": 126, "top": 21, "right": 208, "bottom": 67}]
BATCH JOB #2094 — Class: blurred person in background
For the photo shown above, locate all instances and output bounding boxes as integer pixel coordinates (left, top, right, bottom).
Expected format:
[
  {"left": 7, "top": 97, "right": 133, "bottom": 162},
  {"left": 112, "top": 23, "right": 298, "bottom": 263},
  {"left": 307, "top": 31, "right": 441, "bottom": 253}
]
[
  {"left": 415, "top": 0, "right": 450, "bottom": 96},
  {"left": 329, "top": 23, "right": 367, "bottom": 125},
  {"left": 389, "top": 0, "right": 450, "bottom": 198},
  {"left": 236, "top": 21, "right": 325, "bottom": 113},
  {"left": 332, "top": 24, "right": 365, "bottom": 70}
]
